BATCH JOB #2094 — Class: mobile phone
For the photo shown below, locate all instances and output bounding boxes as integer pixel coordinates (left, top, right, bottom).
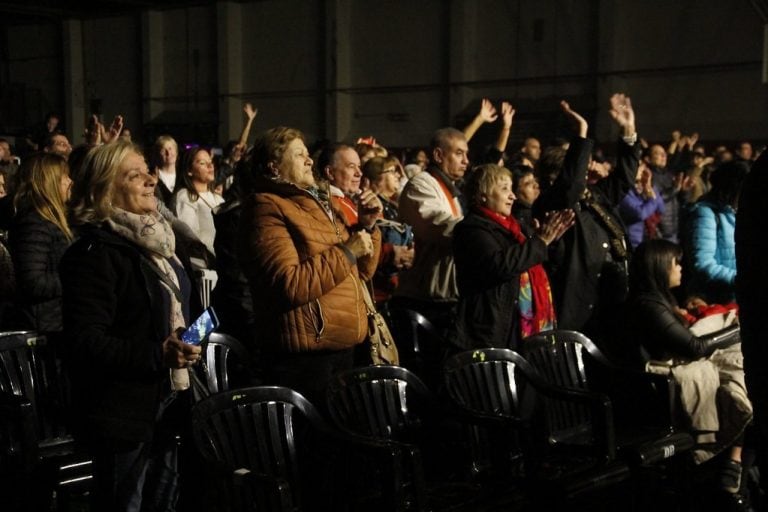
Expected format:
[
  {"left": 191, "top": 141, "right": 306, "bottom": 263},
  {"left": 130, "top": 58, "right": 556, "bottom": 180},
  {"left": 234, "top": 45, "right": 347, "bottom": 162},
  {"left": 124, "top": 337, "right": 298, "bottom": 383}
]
[{"left": 181, "top": 307, "right": 219, "bottom": 345}]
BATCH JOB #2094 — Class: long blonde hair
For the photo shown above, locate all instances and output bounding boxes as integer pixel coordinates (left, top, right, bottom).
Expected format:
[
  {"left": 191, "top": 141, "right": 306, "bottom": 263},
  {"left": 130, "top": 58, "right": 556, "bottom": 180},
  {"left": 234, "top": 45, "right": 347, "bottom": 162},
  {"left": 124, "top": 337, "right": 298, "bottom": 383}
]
[
  {"left": 70, "top": 140, "right": 143, "bottom": 225},
  {"left": 13, "top": 153, "right": 73, "bottom": 240}
]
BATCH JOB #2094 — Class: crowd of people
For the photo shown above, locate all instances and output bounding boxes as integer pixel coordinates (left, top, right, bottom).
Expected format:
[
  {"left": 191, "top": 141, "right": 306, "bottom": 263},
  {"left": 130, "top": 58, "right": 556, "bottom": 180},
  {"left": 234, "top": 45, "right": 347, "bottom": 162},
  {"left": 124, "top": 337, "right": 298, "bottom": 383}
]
[{"left": 0, "top": 93, "right": 765, "bottom": 511}]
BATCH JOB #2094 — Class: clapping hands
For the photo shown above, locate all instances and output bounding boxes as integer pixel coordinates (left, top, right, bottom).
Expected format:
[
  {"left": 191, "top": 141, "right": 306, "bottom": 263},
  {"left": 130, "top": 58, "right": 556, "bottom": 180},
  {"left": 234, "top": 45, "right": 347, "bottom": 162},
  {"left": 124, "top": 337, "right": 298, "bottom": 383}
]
[{"left": 536, "top": 209, "right": 576, "bottom": 245}]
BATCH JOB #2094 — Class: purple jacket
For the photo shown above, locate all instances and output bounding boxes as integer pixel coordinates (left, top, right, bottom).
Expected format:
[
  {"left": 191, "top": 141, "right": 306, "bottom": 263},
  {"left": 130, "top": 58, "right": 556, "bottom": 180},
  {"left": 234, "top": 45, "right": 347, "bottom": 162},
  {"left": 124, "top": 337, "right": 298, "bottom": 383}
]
[{"left": 619, "top": 187, "right": 665, "bottom": 249}]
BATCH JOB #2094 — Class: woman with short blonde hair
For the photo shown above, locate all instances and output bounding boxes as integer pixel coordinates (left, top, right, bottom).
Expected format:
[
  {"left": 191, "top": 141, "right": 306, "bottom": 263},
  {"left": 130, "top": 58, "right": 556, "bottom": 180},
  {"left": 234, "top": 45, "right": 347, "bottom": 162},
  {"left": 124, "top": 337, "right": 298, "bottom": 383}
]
[{"left": 453, "top": 163, "right": 574, "bottom": 351}]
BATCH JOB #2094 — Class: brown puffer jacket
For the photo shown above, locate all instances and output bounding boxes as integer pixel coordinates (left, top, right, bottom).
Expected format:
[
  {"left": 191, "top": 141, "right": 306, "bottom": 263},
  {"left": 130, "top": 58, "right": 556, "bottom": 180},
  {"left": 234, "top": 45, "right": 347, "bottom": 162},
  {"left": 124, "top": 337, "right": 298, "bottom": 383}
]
[{"left": 239, "top": 176, "right": 380, "bottom": 353}]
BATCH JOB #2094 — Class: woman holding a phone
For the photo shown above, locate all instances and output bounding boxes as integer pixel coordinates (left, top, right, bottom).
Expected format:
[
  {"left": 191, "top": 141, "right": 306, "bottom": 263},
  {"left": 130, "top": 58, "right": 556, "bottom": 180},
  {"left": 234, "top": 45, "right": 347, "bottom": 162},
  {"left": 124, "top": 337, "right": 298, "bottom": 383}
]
[{"left": 61, "top": 140, "right": 201, "bottom": 511}]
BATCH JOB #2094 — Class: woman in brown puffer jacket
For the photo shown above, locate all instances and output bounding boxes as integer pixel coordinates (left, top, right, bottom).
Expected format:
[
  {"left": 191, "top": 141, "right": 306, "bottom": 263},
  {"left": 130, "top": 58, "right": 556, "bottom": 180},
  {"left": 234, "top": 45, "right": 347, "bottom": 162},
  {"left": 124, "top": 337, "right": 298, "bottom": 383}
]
[{"left": 239, "top": 127, "right": 381, "bottom": 405}]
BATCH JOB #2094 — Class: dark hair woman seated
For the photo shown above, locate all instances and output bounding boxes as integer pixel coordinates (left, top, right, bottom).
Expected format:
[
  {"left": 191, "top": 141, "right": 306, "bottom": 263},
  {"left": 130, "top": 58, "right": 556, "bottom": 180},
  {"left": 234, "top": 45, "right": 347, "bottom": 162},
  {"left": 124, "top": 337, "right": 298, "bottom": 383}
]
[{"left": 624, "top": 239, "right": 751, "bottom": 494}]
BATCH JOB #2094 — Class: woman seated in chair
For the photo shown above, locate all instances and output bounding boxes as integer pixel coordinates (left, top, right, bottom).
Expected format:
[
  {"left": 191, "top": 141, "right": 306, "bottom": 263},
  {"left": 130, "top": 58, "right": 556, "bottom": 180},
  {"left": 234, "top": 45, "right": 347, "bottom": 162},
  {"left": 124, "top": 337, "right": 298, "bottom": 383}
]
[
  {"left": 624, "top": 239, "right": 751, "bottom": 495},
  {"left": 61, "top": 140, "right": 202, "bottom": 511},
  {"left": 453, "top": 163, "right": 574, "bottom": 352}
]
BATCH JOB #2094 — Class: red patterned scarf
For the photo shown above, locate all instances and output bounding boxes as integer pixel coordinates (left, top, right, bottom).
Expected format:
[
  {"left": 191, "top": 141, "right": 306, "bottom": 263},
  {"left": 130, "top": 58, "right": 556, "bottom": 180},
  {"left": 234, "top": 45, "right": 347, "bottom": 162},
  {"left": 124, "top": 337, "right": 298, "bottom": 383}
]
[{"left": 477, "top": 206, "right": 556, "bottom": 336}]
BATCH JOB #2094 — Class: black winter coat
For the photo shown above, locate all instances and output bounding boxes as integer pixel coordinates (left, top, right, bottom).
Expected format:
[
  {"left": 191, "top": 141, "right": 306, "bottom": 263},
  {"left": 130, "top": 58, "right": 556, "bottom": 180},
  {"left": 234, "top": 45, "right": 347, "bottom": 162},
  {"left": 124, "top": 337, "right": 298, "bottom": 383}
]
[
  {"left": 60, "top": 224, "right": 191, "bottom": 444},
  {"left": 453, "top": 210, "right": 548, "bottom": 351},
  {"left": 534, "top": 137, "right": 637, "bottom": 341},
  {"left": 8, "top": 208, "right": 70, "bottom": 332}
]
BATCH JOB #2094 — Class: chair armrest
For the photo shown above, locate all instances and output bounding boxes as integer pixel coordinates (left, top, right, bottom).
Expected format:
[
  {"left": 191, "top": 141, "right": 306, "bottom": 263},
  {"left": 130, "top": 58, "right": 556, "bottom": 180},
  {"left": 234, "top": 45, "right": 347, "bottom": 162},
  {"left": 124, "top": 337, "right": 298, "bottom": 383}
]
[
  {"left": 441, "top": 400, "right": 528, "bottom": 430},
  {"left": 601, "top": 367, "right": 678, "bottom": 433},
  {"left": 322, "top": 424, "right": 408, "bottom": 462},
  {"left": 528, "top": 380, "right": 616, "bottom": 462},
  {"left": 634, "top": 371, "right": 677, "bottom": 430},
  {"left": 0, "top": 391, "right": 39, "bottom": 472}
]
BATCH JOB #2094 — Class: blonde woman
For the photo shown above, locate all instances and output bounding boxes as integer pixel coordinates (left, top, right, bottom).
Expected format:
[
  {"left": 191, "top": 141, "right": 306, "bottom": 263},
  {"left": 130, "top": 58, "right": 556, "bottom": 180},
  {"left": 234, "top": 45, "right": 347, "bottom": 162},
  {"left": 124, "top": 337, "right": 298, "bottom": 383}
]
[
  {"left": 62, "top": 140, "right": 201, "bottom": 511},
  {"left": 7, "top": 153, "right": 72, "bottom": 332}
]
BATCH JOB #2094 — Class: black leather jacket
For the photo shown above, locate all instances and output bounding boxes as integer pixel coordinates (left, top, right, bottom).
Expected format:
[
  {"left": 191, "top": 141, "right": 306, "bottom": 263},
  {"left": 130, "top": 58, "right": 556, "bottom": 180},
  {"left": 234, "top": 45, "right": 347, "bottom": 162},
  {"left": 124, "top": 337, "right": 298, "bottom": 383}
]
[{"left": 625, "top": 290, "right": 740, "bottom": 362}]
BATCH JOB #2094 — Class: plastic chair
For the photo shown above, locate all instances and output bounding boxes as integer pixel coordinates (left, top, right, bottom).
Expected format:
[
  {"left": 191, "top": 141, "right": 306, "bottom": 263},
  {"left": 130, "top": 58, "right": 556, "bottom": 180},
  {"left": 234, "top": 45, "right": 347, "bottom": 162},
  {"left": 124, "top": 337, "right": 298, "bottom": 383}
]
[
  {"left": 443, "top": 347, "right": 631, "bottom": 501},
  {"left": 521, "top": 330, "right": 694, "bottom": 467},
  {"left": 195, "top": 332, "right": 250, "bottom": 397},
  {"left": 195, "top": 268, "right": 218, "bottom": 308},
  {"left": 326, "top": 364, "right": 480, "bottom": 512},
  {"left": 0, "top": 331, "right": 92, "bottom": 510},
  {"left": 191, "top": 385, "right": 393, "bottom": 512},
  {"left": 384, "top": 307, "right": 446, "bottom": 390}
]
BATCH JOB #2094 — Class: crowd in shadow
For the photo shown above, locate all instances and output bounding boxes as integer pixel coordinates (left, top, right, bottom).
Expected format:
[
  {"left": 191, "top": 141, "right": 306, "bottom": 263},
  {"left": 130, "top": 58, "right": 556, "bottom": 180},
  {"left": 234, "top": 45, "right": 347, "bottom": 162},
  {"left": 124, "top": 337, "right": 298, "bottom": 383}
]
[{"left": 0, "top": 94, "right": 766, "bottom": 512}]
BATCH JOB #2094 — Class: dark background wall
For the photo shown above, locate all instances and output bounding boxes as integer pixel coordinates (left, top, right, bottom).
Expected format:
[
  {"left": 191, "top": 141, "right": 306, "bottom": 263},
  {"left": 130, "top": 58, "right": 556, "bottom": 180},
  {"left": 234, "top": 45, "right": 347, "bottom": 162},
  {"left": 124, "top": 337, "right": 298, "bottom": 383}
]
[{"left": 0, "top": 0, "right": 766, "bottom": 153}]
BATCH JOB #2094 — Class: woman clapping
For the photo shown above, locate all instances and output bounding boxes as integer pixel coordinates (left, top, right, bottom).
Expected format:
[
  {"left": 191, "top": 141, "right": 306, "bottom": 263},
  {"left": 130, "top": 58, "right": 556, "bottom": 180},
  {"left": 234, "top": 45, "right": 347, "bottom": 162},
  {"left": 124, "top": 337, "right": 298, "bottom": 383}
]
[{"left": 454, "top": 164, "right": 574, "bottom": 352}]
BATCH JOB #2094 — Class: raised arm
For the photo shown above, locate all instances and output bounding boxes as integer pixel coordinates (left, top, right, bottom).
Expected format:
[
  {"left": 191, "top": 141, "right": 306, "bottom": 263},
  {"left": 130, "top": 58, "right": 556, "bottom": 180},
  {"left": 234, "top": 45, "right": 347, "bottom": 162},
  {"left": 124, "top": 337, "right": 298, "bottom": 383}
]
[
  {"left": 100, "top": 115, "right": 124, "bottom": 144},
  {"left": 463, "top": 98, "right": 498, "bottom": 142},
  {"left": 494, "top": 102, "right": 515, "bottom": 153},
  {"left": 604, "top": 93, "right": 639, "bottom": 204},
  {"left": 667, "top": 130, "right": 682, "bottom": 155},
  {"left": 561, "top": 100, "right": 588, "bottom": 138},
  {"left": 237, "top": 103, "right": 258, "bottom": 149},
  {"left": 534, "top": 101, "right": 593, "bottom": 213}
]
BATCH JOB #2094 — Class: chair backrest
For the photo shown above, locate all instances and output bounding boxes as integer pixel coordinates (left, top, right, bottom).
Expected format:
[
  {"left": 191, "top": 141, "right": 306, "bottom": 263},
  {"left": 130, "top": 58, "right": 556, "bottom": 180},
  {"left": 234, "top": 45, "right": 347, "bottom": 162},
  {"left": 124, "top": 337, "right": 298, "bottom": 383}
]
[
  {"left": 384, "top": 307, "right": 448, "bottom": 390},
  {"left": 521, "top": 330, "right": 607, "bottom": 444},
  {"left": 198, "top": 332, "right": 250, "bottom": 395},
  {"left": 442, "top": 348, "right": 531, "bottom": 420},
  {"left": 385, "top": 307, "right": 443, "bottom": 361},
  {"left": 191, "top": 385, "right": 325, "bottom": 510},
  {"left": 326, "top": 365, "right": 434, "bottom": 442},
  {"left": 0, "top": 331, "right": 69, "bottom": 443},
  {"left": 442, "top": 348, "right": 546, "bottom": 480}
]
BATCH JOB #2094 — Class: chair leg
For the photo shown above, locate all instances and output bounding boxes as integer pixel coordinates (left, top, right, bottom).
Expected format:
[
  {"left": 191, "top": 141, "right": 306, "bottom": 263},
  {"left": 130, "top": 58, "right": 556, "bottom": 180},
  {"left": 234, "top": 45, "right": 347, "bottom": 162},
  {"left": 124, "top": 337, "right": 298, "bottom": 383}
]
[{"left": 407, "top": 448, "right": 428, "bottom": 512}]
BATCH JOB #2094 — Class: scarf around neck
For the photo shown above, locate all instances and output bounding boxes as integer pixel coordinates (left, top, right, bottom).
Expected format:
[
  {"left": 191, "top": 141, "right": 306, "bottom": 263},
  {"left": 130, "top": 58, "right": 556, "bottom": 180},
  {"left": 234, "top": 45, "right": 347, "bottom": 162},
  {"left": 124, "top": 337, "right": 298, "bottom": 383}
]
[
  {"left": 477, "top": 206, "right": 556, "bottom": 337},
  {"left": 107, "top": 207, "right": 176, "bottom": 258},
  {"left": 108, "top": 207, "right": 189, "bottom": 389}
]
